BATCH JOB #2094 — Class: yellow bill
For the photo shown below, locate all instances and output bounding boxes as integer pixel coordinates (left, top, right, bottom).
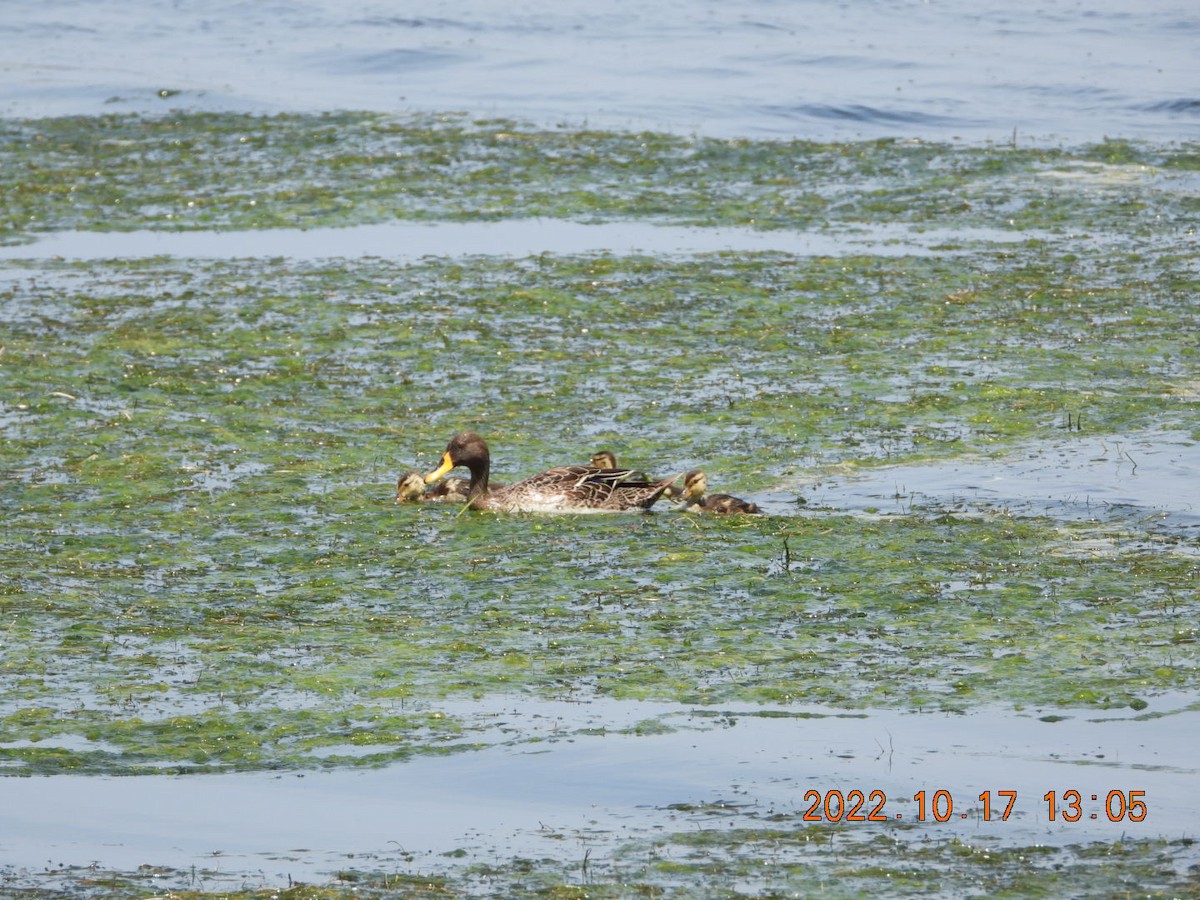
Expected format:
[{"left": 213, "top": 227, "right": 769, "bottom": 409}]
[{"left": 424, "top": 452, "right": 456, "bottom": 484}]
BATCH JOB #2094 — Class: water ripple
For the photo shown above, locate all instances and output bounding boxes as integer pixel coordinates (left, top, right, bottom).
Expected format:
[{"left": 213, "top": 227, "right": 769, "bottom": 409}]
[{"left": 1, "top": 0, "right": 1194, "bottom": 143}]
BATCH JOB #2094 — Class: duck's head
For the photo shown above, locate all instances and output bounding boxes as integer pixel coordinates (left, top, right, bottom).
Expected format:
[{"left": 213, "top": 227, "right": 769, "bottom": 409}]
[
  {"left": 590, "top": 450, "right": 617, "bottom": 469},
  {"left": 681, "top": 469, "right": 708, "bottom": 502},
  {"left": 396, "top": 471, "right": 426, "bottom": 503},
  {"left": 425, "top": 431, "right": 490, "bottom": 484}
]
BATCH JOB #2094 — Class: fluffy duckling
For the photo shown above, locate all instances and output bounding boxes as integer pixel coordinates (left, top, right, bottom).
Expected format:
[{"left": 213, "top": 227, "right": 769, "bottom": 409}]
[
  {"left": 396, "top": 470, "right": 475, "bottom": 504},
  {"left": 589, "top": 450, "right": 620, "bottom": 470},
  {"left": 395, "top": 471, "right": 427, "bottom": 503},
  {"left": 678, "top": 469, "right": 763, "bottom": 515}
]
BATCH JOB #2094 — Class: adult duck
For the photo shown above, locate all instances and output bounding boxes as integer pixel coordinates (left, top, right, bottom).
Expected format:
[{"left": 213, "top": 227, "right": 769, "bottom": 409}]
[
  {"left": 678, "top": 470, "right": 763, "bottom": 515},
  {"left": 425, "top": 432, "right": 680, "bottom": 513}
]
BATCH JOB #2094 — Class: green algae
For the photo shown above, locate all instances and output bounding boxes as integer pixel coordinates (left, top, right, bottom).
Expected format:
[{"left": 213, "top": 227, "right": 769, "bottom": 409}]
[
  {"left": 4, "top": 830, "right": 1194, "bottom": 899},
  {"left": 612, "top": 828, "right": 1197, "bottom": 900},
  {"left": 1, "top": 110, "right": 1198, "bottom": 898},
  {"left": 2, "top": 249, "right": 1197, "bottom": 773},
  {"left": 1, "top": 112, "right": 1197, "bottom": 239}
]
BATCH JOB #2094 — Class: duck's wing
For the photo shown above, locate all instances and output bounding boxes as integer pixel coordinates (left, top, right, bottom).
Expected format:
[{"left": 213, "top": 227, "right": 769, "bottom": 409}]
[
  {"left": 595, "top": 470, "right": 683, "bottom": 510},
  {"left": 487, "top": 466, "right": 678, "bottom": 512}
]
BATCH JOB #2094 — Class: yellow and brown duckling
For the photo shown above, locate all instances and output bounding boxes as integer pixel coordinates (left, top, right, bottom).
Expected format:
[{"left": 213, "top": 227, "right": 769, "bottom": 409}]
[
  {"left": 425, "top": 475, "right": 475, "bottom": 503},
  {"left": 678, "top": 469, "right": 763, "bottom": 515},
  {"left": 425, "top": 432, "right": 681, "bottom": 513},
  {"left": 589, "top": 450, "right": 621, "bottom": 470},
  {"left": 396, "top": 470, "right": 476, "bottom": 504},
  {"left": 396, "top": 471, "right": 427, "bottom": 503}
]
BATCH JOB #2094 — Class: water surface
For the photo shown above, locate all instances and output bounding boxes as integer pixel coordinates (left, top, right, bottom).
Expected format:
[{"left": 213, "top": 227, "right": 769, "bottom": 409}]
[
  {"left": 4, "top": 698, "right": 1197, "bottom": 891},
  {"left": 0, "top": 220, "right": 1037, "bottom": 262},
  {"left": 2, "top": 0, "right": 1196, "bottom": 142}
]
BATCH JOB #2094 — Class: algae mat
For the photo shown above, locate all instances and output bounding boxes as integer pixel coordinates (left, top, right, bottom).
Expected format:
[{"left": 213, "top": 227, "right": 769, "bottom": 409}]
[{"left": 1, "top": 113, "right": 1198, "bottom": 896}]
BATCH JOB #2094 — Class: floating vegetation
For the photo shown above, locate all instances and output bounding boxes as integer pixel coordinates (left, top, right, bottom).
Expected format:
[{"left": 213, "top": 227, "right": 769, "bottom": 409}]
[
  {"left": 3, "top": 823, "right": 1196, "bottom": 899},
  {"left": 0, "top": 111, "right": 1197, "bottom": 240},
  {"left": 1, "top": 111, "right": 1197, "bottom": 896},
  {"left": 2, "top": 248, "right": 1196, "bottom": 773}
]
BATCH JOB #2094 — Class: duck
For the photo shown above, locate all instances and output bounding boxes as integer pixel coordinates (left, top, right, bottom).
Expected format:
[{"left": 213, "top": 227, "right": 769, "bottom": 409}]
[
  {"left": 426, "top": 475, "right": 475, "bottom": 503},
  {"left": 424, "top": 432, "right": 681, "bottom": 513},
  {"left": 396, "top": 470, "right": 478, "bottom": 504},
  {"left": 395, "top": 470, "right": 427, "bottom": 503},
  {"left": 589, "top": 450, "right": 621, "bottom": 470},
  {"left": 678, "top": 469, "right": 763, "bottom": 515}
]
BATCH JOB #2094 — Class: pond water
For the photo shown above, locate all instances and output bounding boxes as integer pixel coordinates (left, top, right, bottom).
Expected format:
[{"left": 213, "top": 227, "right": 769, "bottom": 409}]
[
  {"left": 0, "top": 220, "right": 1043, "bottom": 263},
  {"left": 794, "top": 429, "right": 1200, "bottom": 530},
  {"left": 3, "top": 697, "right": 1198, "bottom": 891},
  {"left": 2, "top": 0, "right": 1197, "bottom": 143}
]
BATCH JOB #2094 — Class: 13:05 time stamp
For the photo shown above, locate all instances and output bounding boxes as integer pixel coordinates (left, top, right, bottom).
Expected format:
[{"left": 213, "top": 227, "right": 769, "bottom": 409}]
[{"left": 798, "top": 789, "right": 1148, "bottom": 823}]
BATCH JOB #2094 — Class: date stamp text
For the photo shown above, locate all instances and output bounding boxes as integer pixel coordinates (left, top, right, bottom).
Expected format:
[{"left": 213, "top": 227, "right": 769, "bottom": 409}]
[{"left": 796, "top": 789, "right": 1147, "bottom": 823}]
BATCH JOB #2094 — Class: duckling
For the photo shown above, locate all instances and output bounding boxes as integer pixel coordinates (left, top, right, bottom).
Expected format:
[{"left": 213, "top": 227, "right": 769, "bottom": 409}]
[
  {"left": 395, "top": 471, "right": 427, "bottom": 503},
  {"left": 678, "top": 469, "right": 763, "bottom": 515},
  {"left": 398, "top": 470, "right": 481, "bottom": 504},
  {"left": 585, "top": 450, "right": 617, "bottom": 469},
  {"left": 424, "top": 475, "right": 474, "bottom": 503}
]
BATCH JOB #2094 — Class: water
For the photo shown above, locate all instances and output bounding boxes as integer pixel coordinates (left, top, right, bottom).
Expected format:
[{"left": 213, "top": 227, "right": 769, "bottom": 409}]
[
  {"left": 794, "top": 430, "right": 1200, "bottom": 529},
  {"left": 2, "top": 0, "right": 1196, "bottom": 143},
  {"left": 4, "top": 699, "right": 1198, "bottom": 890},
  {"left": 0, "top": 220, "right": 1040, "bottom": 263}
]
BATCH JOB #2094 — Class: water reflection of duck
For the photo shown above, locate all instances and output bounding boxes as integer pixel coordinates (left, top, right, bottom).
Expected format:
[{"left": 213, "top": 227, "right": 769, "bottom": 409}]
[
  {"left": 424, "top": 432, "right": 681, "bottom": 513},
  {"left": 679, "top": 469, "right": 763, "bottom": 515}
]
